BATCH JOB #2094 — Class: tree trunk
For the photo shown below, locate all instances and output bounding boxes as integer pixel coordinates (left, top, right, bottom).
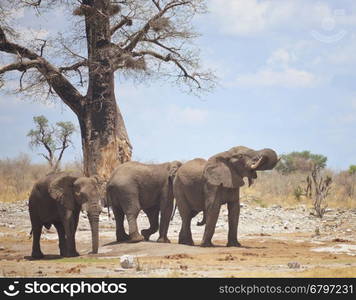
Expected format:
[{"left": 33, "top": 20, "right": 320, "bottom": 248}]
[
  {"left": 78, "top": 93, "right": 131, "bottom": 179},
  {"left": 78, "top": 0, "right": 132, "bottom": 179}
]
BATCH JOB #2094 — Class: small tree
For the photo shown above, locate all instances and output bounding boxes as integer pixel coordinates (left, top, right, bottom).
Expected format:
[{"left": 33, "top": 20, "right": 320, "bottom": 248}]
[
  {"left": 276, "top": 151, "right": 327, "bottom": 174},
  {"left": 309, "top": 165, "right": 332, "bottom": 218},
  {"left": 338, "top": 165, "right": 356, "bottom": 198},
  {"left": 349, "top": 165, "right": 356, "bottom": 175},
  {"left": 27, "top": 115, "right": 76, "bottom": 172}
]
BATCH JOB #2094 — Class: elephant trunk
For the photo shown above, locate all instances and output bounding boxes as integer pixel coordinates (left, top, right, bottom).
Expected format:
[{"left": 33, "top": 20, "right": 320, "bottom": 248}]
[
  {"left": 254, "top": 148, "right": 278, "bottom": 171},
  {"left": 88, "top": 212, "right": 100, "bottom": 254}
]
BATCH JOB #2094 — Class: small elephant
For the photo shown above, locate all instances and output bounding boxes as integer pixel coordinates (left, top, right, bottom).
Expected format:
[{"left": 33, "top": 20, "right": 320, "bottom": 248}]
[
  {"left": 106, "top": 160, "right": 182, "bottom": 243},
  {"left": 173, "top": 146, "right": 278, "bottom": 247},
  {"left": 29, "top": 172, "right": 102, "bottom": 259}
]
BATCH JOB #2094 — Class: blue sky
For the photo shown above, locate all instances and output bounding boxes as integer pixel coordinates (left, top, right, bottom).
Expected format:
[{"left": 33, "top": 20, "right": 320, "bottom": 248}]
[{"left": 1, "top": 0, "right": 356, "bottom": 170}]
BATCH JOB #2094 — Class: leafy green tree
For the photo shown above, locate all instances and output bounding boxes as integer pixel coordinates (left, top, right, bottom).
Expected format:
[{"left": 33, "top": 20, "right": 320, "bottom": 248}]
[
  {"left": 276, "top": 151, "right": 327, "bottom": 174},
  {"left": 349, "top": 165, "right": 356, "bottom": 175},
  {"left": 27, "top": 115, "right": 76, "bottom": 172}
]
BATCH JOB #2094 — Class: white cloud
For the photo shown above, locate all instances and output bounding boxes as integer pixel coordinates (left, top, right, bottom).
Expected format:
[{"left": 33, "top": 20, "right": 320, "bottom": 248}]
[
  {"left": 235, "top": 68, "right": 317, "bottom": 88},
  {"left": 209, "top": 0, "right": 356, "bottom": 36},
  {"left": 234, "top": 45, "right": 319, "bottom": 88},
  {"left": 267, "top": 48, "right": 296, "bottom": 67},
  {"left": 209, "top": 0, "right": 293, "bottom": 35}
]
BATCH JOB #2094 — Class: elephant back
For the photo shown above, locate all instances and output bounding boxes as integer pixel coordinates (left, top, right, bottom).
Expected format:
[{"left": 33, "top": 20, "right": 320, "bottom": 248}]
[{"left": 176, "top": 158, "right": 206, "bottom": 186}]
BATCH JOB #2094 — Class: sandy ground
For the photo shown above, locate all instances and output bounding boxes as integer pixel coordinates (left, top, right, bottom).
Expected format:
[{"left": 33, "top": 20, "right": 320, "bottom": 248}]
[{"left": 0, "top": 201, "right": 356, "bottom": 277}]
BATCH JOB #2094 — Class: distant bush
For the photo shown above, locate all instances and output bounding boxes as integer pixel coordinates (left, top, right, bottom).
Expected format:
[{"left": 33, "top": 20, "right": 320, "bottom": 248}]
[
  {"left": 0, "top": 154, "right": 49, "bottom": 202},
  {"left": 241, "top": 167, "right": 355, "bottom": 209},
  {"left": 336, "top": 165, "right": 356, "bottom": 198},
  {"left": 276, "top": 151, "right": 327, "bottom": 174},
  {"left": 0, "top": 154, "right": 84, "bottom": 203},
  {"left": 349, "top": 165, "right": 356, "bottom": 175}
]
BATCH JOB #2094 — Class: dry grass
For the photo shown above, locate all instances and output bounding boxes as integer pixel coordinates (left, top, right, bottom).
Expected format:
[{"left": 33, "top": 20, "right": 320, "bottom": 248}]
[
  {"left": 294, "top": 267, "right": 356, "bottom": 278},
  {"left": 0, "top": 154, "right": 49, "bottom": 202},
  {"left": 0, "top": 154, "right": 82, "bottom": 202},
  {"left": 0, "top": 156, "right": 355, "bottom": 208},
  {"left": 241, "top": 170, "right": 356, "bottom": 209}
]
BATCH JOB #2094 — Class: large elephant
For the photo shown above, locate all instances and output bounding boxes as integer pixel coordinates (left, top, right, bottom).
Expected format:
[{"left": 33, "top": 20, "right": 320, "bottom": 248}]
[
  {"left": 173, "top": 146, "right": 278, "bottom": 247},
  {"left": 106, "top": 160, "right": 182, "bottom": 243},
  {"left": 29, "top": 172, "right": 102, "bottom": 259}
]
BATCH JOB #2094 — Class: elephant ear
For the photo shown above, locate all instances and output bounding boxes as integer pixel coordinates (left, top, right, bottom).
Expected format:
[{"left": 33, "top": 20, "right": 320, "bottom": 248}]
[
  {"left": 203, "top": 153, "right": 244, "bottom": 188},
  {"left": 48, "top": 173, "right": 78, "bottom": 211},
  {"left": 166, "top": 161, "right": 182, "bottom": 200},
  {"left": 168, "top": 161, "right": 182, "bottom": 178}
]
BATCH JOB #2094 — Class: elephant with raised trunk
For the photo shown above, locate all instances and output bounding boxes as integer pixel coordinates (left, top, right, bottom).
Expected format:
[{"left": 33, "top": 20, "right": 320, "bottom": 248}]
[
  {"left": 106, "top": 161, "right": 182, "bottom": 243},
  {"left": 173, "top": 146, "right": 278, "bottom": 247},
  {"left": 29, "top": 172, "right": 102, "bottom": 259}
]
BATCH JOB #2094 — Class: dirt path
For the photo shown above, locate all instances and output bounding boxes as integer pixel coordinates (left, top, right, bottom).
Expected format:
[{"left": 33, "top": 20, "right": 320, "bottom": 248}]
[{"left": 0, "top": 201, "right": 356, "bottom": 277}]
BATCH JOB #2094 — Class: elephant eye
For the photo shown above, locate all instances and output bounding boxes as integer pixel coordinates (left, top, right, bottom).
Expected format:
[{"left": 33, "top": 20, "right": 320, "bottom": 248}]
[{"left": 230, "top": 158, "right": 239, "bottom": 164}]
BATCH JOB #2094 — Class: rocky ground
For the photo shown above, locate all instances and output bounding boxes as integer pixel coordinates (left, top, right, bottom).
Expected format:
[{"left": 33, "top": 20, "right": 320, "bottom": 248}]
[{"left": 0, "top": 200, "right": 355, "bottom": 277}]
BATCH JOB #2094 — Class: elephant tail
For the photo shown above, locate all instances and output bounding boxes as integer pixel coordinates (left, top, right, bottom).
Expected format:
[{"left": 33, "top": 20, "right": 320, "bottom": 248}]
[
  {"left": 105, "top": 186, "right": 114, "bottom": 219},
  {"left": 170, "top": 201, "right": 177, "bottom": 221},
  {"left": 196, "top": 210, "right": 206, "bottom": 226},
  {"left": 29, "top": 229, "right": 33, "bottom": 240}
]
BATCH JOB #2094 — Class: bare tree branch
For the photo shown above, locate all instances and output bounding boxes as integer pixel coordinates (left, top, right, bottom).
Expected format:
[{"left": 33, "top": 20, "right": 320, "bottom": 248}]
[
  {"left": 0, "top": 60, "right": 41, "bottom": 74},
  {"left": 152, "top": 0, "right": 162, "bottom": 11},
  {"left": 38, "top": 39, "right": 46, "bottom": 56},
  {"left": 110, "top": 16, "right": 132, "bottom": 36},
  {"left": 58, "top": 60, "right": 88, "bottom": 72},
  {"left": 124, "top": 1, "right": 191, "bottom": 52},
  {"left": 133, "top": 49, "right": 201, "bottom": 88},
  {"left": 143, "top": 38, "right": 182, "bottom": 56},
  {"left": 0, "top": 26, "right": 84, "bottom": 113}
]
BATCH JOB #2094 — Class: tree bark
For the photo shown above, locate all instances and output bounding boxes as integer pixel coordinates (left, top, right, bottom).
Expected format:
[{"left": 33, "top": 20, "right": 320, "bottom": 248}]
[
  {"left": 79, "top": 94, "right": 131, "bottom": 180},
  {"left": 79, "top": 0, "right": 132, "bottom": 179}
]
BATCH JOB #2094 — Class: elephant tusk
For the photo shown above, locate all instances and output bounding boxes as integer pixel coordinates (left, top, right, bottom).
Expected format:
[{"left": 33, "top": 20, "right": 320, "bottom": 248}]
[{"left": 250, "top": 156, "right": 264, "bottom": 170}]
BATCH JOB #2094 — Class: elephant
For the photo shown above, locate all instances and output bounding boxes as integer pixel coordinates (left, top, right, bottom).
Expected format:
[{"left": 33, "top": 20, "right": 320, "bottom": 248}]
[
  {"left": 106, "top": 160, "right": 182, "bottom": 243},
  {"left": 173, "top": 146, "right": 278, "bottom": 247},
  {"left": 28, "top": 172, "right": 102, "bottom": 259}
]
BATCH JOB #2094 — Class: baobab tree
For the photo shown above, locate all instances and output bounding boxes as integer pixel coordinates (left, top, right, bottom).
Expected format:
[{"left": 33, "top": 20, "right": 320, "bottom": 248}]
[{"left": 0, "top": 0, "right": 214, "bottom": 179}]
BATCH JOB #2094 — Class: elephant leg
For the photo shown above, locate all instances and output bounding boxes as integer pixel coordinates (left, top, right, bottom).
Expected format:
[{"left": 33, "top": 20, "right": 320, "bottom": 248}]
[
  {"left": 177, "top": 195, "right": 194, "bottom": 245},
  {"left": 71, "top": 209, "right": 80, "bottom": 254},
  {"left": 126, "top": 212, "right": 144, "bottom": 243},
  {"left": 53, "top": 222, "right": 66, "bottom": 256},
  {"left": 142, "top": 206, "right": 159, "bottom": 241},
  {"left": 31, "top": 224, "right": 44, "bottom": 259},
  {"left": 112, "top": 205, "right": 129, "bottom": 242},
  {"left": 179, "top": 213, "right": 195, "bottom": 246},
  {"left": 118, "top": 191, "right": 144, "bottom": 243},
  {"left": 157, "top": 196, "right": 173, "bottom": 243},
  {"left": 201, "top": 186, "right": 221, "bottom": 247},
  {"left": 73, "top": 209, "right": 80, "bottom": 233},
  {"left": 63, "top": 210, "right": 79, "bottom": 257},
  {"left": 227, "top": 201, "right": 241, "bottom": 247}
]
